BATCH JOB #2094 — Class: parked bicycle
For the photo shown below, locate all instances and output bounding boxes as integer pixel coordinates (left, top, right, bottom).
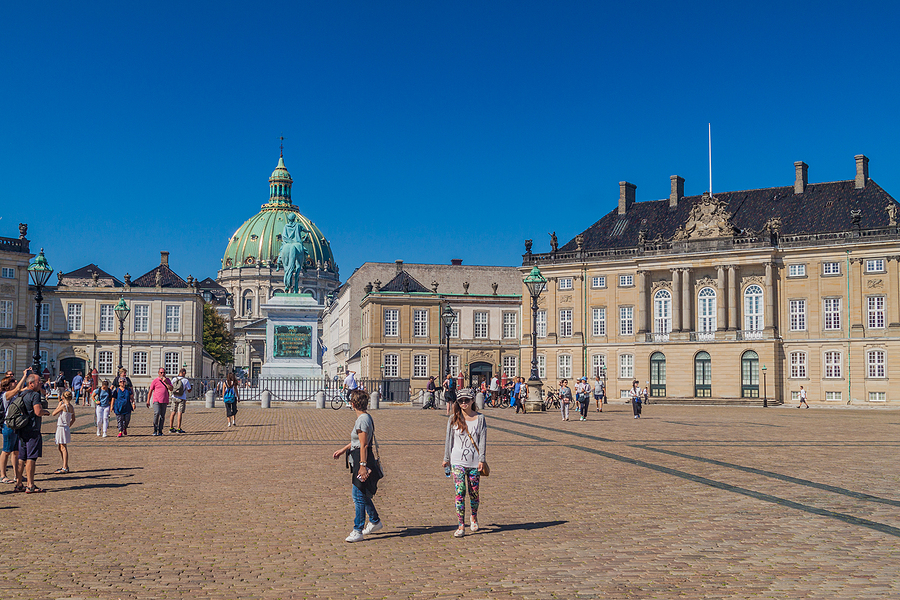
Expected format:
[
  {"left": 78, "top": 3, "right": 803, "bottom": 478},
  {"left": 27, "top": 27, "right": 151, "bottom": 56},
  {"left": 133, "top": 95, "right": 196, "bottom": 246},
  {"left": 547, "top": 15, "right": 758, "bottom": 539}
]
[
  {"left": 543, "top": 390, "right": 561, "bottom": 411},
  {"left": 329, "top": 389, "right": 349, "bottom": 410}
]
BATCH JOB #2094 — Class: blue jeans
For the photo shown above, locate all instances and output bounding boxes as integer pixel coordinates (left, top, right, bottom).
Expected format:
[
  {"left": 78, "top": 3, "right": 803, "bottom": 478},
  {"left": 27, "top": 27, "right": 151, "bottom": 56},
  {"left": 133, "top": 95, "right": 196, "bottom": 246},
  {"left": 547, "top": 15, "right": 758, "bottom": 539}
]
[{"left": 351, "top": 484, "right": 380, "bottom": 532}]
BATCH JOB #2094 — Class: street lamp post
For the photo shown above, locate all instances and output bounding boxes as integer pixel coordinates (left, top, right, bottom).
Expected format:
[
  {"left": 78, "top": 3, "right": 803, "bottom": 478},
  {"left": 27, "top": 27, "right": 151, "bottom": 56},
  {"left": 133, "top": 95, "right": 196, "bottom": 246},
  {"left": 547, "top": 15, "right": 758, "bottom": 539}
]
[
  {"left": 761, "top": 364, "right": 768, "bottom": 408},
  {"left": 440, "top": 304, "right": 455, "bottom": 379},
  {"left": 114, "top": 296, "right": 130, "bottom": 371},
  {"left": 523, "top": 265, "right": 547, "bottom": 412},
  {"left": 27, "top": 249, "right": 53, "bottom": 375}
]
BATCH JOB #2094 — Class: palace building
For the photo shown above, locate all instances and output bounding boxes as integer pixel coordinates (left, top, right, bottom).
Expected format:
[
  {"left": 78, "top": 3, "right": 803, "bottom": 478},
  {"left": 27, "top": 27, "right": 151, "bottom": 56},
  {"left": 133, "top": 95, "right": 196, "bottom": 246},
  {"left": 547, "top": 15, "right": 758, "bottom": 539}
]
[{"left": 521, "top": 155, "right": 900, "bottom": 405}]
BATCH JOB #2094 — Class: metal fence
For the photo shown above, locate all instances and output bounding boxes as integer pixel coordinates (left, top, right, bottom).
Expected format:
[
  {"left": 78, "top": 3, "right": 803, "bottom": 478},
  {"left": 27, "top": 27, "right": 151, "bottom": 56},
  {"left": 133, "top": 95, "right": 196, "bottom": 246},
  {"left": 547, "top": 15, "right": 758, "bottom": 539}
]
[{"left": 136, "top": 377, "right": 412, "bottom": 404}]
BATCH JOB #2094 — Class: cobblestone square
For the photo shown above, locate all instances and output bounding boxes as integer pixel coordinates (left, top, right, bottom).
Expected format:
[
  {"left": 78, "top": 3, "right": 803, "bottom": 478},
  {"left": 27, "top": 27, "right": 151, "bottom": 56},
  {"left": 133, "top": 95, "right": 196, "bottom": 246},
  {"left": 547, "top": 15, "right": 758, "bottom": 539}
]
[{"left": 2, "top": 402, "right": 899, "bottom": 599}]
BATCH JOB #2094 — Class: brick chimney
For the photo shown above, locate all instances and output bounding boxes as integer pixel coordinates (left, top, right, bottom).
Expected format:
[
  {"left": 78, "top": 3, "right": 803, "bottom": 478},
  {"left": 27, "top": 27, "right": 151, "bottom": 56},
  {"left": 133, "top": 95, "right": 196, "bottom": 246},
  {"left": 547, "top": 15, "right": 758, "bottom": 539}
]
[
  {"left": 794, "top": 161, "right": 808, "bottom": 194},
  {"left": 669, "top": 176, "right": 684, "bottom": 208},
  {"left": 450, "top": 259, "right": 463, "bottom": 266},
  {"left": 160, "top": 251, "right": 169, "bottom": 267},
  {"left": 395, "top": 259, "right": 403, "bottom": 273},
  {"left": 619, "top": 181, "right": 636, "bottom": 215},
  {"left": 855, "top": 154, "right": 869, "bottom": 189}
]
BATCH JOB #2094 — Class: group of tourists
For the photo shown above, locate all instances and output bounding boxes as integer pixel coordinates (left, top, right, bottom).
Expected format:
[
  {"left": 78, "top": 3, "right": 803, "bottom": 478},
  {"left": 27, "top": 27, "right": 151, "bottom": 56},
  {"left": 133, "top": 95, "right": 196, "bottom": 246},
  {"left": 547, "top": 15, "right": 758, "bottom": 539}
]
[
  {"left": 335, "top": 385, "right": 487, "bottom": 543},
  {"left": 558, "top": 376, "right": 607, "bottom": 421}
]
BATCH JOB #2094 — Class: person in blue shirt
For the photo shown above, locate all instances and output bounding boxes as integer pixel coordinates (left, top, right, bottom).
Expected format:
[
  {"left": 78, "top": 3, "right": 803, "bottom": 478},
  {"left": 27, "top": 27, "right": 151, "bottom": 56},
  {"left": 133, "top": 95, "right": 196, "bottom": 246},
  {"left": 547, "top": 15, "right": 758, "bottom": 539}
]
[{"left": 71, "top": 371, "right": 84, "bottom": 406}]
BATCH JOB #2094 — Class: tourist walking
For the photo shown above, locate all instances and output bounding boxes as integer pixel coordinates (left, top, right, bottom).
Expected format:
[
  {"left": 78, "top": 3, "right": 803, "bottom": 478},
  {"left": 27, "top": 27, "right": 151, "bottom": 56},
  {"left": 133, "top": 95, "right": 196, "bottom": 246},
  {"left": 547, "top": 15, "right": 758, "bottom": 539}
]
[
  {"left": 577, "top": 377, "right": 590, "bottom": 420},
  {"left": 332, "top": 390, "right": 383, "bottom": 542},
  {"left": 147, "top": 368, "right": 173, "bottom": 436},
  {"left": 442, "top": 388, "right": 486, "bottom": 538},
  {"left": 112, "top": 379, "right": 135, "bottom": 436},
  {"left": 516, "top": 377, "right": 528, "bottom": 413},
  {"left": 223, "top": 372, "right": 240, "bottom": 427},
  {"left": 489, "top": 375, "right": 499, "bottom": 406},
  {"left": 798, "top": 385, "right": 809, "bottom": 408},
  {"left": 52, "top": 390, "right": 75, "bottom": 473},
  {"left": 559, "top": 379, "right": 572, "bottom": 421},
  {"left": 114, "top": 367, "right": 134, "bottom": 392},
  {"left": 423, "top": 376, "right": 437, "bottom": 409},
  {"left": 93, "top": 380, "right": 112, "bottom": 437},
  {"left": 72, "top": 371, "right": 84, "bottom": 406},
  {"left": 15, "top": 373, "right": 50, "bottom": 493},
  {"left": 169, "top": 368, "right": 191, "bottom": 433},
  {"left": 593, "top": 376, "right": 604, "bottom": 412},
  {"left": 631, "top": 380, "right": 642, "bottom": 419},
  {"left": 1, "top": 372, "right": 26, "bottom": 484},
  {"left": 444, "top": 373, "right": 456, "bottom": 415}
]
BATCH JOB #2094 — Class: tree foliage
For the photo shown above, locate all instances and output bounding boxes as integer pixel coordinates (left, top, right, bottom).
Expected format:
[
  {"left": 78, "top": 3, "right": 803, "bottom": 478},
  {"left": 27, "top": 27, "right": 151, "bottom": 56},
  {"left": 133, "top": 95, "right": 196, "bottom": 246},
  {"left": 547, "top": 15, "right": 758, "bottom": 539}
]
[{"left": 203, "top": 303, "right": 234, "bottom": 366}]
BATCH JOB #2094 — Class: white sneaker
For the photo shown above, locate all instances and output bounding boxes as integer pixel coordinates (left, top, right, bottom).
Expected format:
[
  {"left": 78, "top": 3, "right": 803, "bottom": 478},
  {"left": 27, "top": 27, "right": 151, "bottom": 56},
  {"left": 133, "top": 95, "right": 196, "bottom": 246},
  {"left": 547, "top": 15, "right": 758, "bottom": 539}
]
[
  {"left": 102, "top": 433, "right": 108, "bottom": 437},
  {"left": 470, "top": 519, "right": 479, "bottom": 532},
  {"left": 362, "top": 520, "right": 383, "bottom": 535},
  {"left": 344, "top": 530, "right": 364, "bottom": 543},
  {"left": 96, "top": 430, "right": 101, "bottom": 436},
  {"left": 227, "top": 421, "right": 231, "bottom": 427},
  {"left": 634, "top": 415, "right": 639, "bottom": 419}
]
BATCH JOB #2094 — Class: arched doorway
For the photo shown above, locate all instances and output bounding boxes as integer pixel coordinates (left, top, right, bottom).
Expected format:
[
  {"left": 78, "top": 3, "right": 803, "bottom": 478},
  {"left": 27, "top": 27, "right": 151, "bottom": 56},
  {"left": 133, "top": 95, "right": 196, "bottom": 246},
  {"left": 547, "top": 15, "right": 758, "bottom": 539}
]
[
  {"left": 469, "top": 362, "right": 492, "bottom": 388},
  {"left": 59, "top": 357, "right": 86, "bottom": 386},
  {"left": 694, "top": 351, "right": 711, "bottom": 397},
  {"left": 650, "top": 352, "right": 666, "bottom": 397},
  {"left": 741, "top": 350, "right": 759, "bottom": 397}
]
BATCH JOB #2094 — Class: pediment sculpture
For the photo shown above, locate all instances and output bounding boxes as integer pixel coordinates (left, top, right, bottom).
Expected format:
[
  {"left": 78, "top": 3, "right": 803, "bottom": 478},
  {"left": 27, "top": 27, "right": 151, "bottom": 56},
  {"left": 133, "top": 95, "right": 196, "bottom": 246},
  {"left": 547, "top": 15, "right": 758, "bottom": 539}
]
[{"left": 671, "top": 192, "right": 736, "bottom": 240}]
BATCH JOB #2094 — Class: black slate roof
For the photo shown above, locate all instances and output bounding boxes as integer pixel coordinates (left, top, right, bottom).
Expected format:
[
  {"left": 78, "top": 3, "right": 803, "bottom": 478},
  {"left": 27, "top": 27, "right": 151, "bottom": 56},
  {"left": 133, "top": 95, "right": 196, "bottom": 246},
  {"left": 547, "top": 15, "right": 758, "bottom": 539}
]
[
  {"left": 380, "top": 271, "right": 431, "bottom": 293},
  {"left": 561, "top": 179, "right": 898, "bottom": 252},
  {"left": 198, "top": 277, "right": 226, "bottom": 290},
  {"left": 62, "top": 264, "right": 123, "bottom": 286},
  {"left": 132, "top": 265, "right": 189, "bottom": 288}
]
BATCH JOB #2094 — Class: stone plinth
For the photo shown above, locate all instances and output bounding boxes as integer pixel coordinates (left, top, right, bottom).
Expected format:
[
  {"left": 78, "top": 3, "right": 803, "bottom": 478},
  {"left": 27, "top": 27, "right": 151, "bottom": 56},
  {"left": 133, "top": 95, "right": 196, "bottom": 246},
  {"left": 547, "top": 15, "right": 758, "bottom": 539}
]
[{"left": 260, "top": 293, "right": 324, "bottom": 378}]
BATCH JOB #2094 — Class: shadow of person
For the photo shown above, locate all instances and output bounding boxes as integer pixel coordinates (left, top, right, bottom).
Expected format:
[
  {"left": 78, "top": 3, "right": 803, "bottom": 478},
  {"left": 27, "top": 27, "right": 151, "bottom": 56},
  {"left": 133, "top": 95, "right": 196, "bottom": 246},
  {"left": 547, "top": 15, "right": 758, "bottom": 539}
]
[{"left": 378, "top": 520, "right": 568, "bottom": 539}]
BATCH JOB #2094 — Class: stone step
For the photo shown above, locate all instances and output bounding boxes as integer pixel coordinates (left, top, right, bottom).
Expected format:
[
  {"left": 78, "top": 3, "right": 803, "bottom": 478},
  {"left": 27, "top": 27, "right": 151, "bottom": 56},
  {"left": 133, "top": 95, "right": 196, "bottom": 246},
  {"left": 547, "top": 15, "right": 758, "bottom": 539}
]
[{"left": 646, "top": 397, "right": 785, "bottom": 407}]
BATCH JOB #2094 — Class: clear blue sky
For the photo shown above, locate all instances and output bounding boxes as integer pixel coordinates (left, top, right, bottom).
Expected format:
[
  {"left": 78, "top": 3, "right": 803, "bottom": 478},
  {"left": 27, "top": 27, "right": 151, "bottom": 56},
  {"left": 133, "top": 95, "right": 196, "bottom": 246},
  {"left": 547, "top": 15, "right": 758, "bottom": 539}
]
[{"left": 2, "top": 1, "right": 898, "bottom": 282}]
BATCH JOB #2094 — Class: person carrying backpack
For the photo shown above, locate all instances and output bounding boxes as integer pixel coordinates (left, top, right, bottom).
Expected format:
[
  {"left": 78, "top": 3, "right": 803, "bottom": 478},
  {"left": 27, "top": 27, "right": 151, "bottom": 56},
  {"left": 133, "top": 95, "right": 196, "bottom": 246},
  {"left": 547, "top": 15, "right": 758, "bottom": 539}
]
[
  {"left": 223, "top": 372, "right": 240, "bottom": 428},
  {"left": 168, "top": 368, "right": 191, "bottom": 434},
  {"left": 1, "top": 372, "right": 27, "bottom": 484},
  {"left": 12, "top": 373, "right": 50, "bottom": 493}
]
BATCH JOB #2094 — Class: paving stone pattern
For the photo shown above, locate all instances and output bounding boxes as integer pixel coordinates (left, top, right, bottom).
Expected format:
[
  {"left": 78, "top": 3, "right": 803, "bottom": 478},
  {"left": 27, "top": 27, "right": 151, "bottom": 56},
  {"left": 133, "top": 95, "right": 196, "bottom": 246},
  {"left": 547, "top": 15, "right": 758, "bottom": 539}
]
[{"left": 2, "top": 402, "right": 899, "bottom": 599}]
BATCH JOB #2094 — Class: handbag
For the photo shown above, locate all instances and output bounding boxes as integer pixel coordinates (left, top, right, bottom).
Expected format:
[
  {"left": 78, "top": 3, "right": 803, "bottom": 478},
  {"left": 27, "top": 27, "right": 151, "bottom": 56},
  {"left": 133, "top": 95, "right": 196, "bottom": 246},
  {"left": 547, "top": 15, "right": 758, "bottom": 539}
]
[
  {"left": 348, "top": 434, "right": 384, "bottom": 496},
  {"left": 464, "top": 426, "right": 489, "bottom": 477}
]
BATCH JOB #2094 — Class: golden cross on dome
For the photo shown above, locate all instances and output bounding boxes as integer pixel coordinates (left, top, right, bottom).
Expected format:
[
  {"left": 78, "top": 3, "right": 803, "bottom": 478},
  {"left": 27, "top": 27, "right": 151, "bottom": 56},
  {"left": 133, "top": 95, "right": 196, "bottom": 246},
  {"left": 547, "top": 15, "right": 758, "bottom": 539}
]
[{"left": 279, "top": 135, "right": 284, "bottom": 157}]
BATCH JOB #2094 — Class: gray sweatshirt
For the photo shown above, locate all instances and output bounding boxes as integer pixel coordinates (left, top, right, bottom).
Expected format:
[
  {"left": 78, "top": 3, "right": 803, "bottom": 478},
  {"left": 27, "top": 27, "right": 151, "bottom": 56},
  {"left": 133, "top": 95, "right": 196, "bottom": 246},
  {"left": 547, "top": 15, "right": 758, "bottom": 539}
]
[{"left": 443, "top": 413, "right": 487, "bottom": 467}]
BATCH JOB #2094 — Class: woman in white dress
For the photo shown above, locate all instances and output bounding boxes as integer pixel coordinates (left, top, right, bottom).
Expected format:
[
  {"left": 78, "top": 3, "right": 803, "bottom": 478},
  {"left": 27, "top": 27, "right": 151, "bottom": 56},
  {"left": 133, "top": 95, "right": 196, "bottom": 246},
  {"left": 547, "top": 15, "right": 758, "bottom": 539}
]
[{"left": 52, "top": 390, "right": 76, "bottom": 474}]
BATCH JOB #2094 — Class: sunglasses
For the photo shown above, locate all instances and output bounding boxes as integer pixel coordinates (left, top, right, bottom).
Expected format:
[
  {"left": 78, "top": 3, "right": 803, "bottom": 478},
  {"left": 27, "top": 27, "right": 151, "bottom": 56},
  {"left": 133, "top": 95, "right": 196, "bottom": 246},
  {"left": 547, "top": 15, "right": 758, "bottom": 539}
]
[{"left": 458, "top": 398, "right": 473, "bottom": 403}]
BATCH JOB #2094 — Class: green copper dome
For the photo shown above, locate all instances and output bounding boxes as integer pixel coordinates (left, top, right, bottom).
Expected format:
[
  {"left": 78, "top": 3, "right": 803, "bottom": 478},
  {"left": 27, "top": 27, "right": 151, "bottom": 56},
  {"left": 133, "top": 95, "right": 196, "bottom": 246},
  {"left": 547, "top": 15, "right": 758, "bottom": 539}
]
[{"left": 221, "top": 155, "right": 337, "bottom": 275}]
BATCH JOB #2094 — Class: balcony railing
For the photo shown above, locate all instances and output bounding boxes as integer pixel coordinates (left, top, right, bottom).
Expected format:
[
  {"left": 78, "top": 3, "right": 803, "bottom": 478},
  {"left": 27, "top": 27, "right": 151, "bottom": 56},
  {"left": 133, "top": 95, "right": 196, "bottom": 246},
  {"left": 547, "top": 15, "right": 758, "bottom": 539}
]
[
  {"left": 736, "top": 329, "right": 764, "bottom": 341},
  {"left": 644, "top": 332, "right": 670, "bottom": 343},
  {"left": 690, "top": 331, "right": 715, "bottom": 342}
]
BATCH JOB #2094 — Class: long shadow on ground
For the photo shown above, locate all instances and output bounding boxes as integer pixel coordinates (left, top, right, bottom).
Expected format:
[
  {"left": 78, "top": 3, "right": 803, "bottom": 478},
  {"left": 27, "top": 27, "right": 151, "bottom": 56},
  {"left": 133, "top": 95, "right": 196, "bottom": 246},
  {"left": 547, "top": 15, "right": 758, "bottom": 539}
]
[{"left": 378, "top": 520, "right": 567, "bottom": 539}]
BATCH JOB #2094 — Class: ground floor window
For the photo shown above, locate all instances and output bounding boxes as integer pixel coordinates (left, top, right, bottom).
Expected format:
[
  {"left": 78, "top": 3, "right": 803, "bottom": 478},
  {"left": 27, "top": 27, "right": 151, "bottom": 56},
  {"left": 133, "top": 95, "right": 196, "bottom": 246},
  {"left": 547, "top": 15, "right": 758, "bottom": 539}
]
[
  {"left": 537, "top": 355, "right": 546, "bottom": 379},
  {"left": 164, "top": 352, "right": 180, "bottom": 375},
  {"left": 133, "top": 351, "right": 148, "bottom": 376},
  {"left": 694, "top": 351, "right": 711, "bottom": 397},
  {"left": 0, "top": 348, "right": 13, "bottom": 372},
  {"left": 98, "top": 351, "right": 114, "bottom": 376},
  {"left": 741, "top": 350, "right": 759, "bottom": 398},
  {"left": 383, "top": 354, "right": 399, "bottom": 378},
  {"left": 413, "top": 354, "right": 428, "bottom": 378},
  {"left": 502, "top": 355, "right": 517, "bottom": 378},
  {"left": 869, "top": 391, "right": 887, "bottom": 402},
  {"left": 649, "top": 352, "right": 666, "bottom": 397},
  {"left": 619, "top": 354, "right": 633, "bottom": 379},
  {"left": 825, "top": 391, "right": 842, "bottom": 402},
  {"left": 558, "top": 355, "right": 572, "bottom": 379}
]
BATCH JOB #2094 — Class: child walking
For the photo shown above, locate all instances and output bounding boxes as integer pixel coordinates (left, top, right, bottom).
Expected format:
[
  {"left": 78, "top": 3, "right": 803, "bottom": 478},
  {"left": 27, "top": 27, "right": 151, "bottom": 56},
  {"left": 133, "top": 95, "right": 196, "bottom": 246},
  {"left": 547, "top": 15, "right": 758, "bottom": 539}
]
[
  {"left": 93, "top": 380, "right": 112, "bottom": 437},
  {"left": 52, "top": 391, "right": 76, "bottom": 474},
  {"left": 111, "top": 379, "right": 135, "bottom": 436}
]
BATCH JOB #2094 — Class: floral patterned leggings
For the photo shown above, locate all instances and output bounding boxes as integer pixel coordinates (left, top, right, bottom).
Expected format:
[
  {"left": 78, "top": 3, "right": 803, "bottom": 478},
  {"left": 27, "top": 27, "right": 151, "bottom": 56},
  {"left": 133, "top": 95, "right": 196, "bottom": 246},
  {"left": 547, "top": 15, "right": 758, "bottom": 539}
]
[{"left": 451, "top": 465, "right": 480, "bottom": 525}]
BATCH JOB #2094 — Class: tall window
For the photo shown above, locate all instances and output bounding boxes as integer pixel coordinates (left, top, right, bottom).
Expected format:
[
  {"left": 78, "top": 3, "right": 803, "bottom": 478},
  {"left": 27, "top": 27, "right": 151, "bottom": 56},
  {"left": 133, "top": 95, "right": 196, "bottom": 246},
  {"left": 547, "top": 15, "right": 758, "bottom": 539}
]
[
  {"left": 134, "top": 305, "right": 149, "bottom": 333},
  {"left": 449, "top": 311, "right": 459, "bottom": 338},
  {"left": 650, "top": 352, "right": 666, "bottom": 397},
  {"left": 698, "top": 287, "right": 716, "bottom": 332},
  {"left": 39, "top": 303, "right": 50, "bottom": 332},
  {"left": 100, "top": 304, "right": 115, "bottom": 333},
  {"left": 824, "top": 298, "right": 842, "bottom": 330},
  {"left": 619, "top": 354, "right": 634, "bottom": 379},
  {"left": 0, "top": 348, "right": 12, "bottom": 372},
  {"left": 868, "top": 296, "right": 885, "bottom": 329},
  {"left": 132, "top": 351, "right": 148, "bottom": 376},
  {"left": 744, "top": 285, "right": 763, "bottom": 330},
  {"left": 790, "top": 352, "right": 807, "bottom": 378},
  {"left": 502, "top": 313, "right": 517, "bottom": 339},
  {"left": 164, "top": 352, "right": 180, "bottom": 374},
  {"left": 537, "top": 354, "right": 546, "bottom": 379},
  {"left": 867, "top": 350, "right": 885, "bottom": 378},
  {"left": 413, "top": 354, "right": 428, "bottom": 377},
  {"left": 558, "top": 355, "right": 572, "bottom": 379},
  {"left": 559, "top": 309, "right": 573, "bottom": 337},
  {"left": 694, "top": 351, "right": 711, "bottom": 397},
  {"left": 474, "top": 312, "right": 489, "bottom": 339},
  {"left": 536, "top": 310, "right": 547, "bottom": 338},
  {"left": 502, "top": 355, "right": 517, "bottom": 377},
  {"left": 790, "top": 299, "right": 806, "bottom": 331},
  {"left": 448, "top": 354, "right": 459, "bottom": 377},
  {"left": 591, "top": 354, "right": 606, "bottom": 378},
  {"left": 384, "top": 309, "right": 399, "bottom": 337},
  {"left": 165, "top": 306, "right": 181, "bottom": 333},
  {"left": 619, "top": 306, "right": 633, "bottom": 336},
  {"left": 654, "top": 289, "right": 672, "bottom": 334},
  {"left": 383, "top": 354, "right": 399, "bottom": 377},
  {"left": 741, "top": 350, "right": 759, "bottom": 398},
  {"left": 0, "top": 300, "right": 12, "bottom": 329},
  {"left": 243, "top": 295, "right": 253, "bottom": 316},
  {"left": 67, "top": 303, "right": 83, "bottom": 332},
  {"left": 413, "top": 309, "right": 428, "bottom": 337},
  {"left": 98, "top": 351, "right": 114, "bottom": 375},
  {"left": 824, "top": 351, "right": 842, "bottom": 378},
  {"left": 558, "top": 278, "right": 573, "bottom": 290},
  {"left": 40, "top": 350, "right": 47, "bottom": 372},
  {"left": 592, "top": 308, "right": 606, "bottom": 336}
]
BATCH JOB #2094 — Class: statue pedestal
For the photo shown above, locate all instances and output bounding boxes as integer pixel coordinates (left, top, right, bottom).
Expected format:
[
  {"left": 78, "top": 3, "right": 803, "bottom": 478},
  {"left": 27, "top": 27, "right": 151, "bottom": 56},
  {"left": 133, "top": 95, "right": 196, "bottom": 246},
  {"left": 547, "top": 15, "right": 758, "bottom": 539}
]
[{"left": 260, "top": 293, "right": 323, "bottom": 378}]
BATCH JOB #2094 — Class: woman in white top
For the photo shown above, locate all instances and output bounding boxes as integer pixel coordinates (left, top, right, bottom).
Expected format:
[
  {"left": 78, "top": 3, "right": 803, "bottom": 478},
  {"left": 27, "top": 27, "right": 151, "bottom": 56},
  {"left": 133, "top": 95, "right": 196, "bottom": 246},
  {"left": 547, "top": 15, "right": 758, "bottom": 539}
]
[
  {"left": 442, "top": 388, "right": 487, "bottom": 537},
  {"left": 52, "top": 390, "right": 76, "bottom": 474}
]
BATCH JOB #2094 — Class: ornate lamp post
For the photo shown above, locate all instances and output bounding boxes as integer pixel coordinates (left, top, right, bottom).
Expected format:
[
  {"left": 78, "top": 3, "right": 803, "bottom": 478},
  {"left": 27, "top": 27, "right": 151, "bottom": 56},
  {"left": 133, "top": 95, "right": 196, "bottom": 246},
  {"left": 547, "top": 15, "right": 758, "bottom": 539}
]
[
  {"left": 440, "top": 304, "right": 455, "bottom": 378},
  {"left": 761, "top": 364, "right": 768, "bottom": 408},
  {"left": 27, "top": 249, "right": 53, "bottom": 374},
  {"left": 114, "top": 296, "right": 130, "bottom": 371},
  {"left": 523, "top": 265, "right": 547, "bottom": 412}
]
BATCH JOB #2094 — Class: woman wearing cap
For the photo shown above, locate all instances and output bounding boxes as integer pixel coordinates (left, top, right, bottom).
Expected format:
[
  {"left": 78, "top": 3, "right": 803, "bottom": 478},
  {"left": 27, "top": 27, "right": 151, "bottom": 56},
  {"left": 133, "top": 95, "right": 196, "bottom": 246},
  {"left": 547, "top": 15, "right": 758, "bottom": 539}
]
[{"left": 442, "top": 388, "right": 486, "bottom": 538}]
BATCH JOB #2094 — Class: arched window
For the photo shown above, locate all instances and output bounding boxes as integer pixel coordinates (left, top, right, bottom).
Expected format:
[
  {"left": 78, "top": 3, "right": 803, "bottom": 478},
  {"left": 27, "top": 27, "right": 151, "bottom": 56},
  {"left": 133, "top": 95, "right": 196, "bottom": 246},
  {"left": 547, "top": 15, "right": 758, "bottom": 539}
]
[
  {"left": 650, "top": 352, "right": 666, "bottom": 397},
  {"left": 242, "top": 291, "right": 254, "bottom": 317},
  {"left": 695, "top": 351, "right": 712, "bottom": 397},
  {"left": 698, "top": 287, "right": 716, "bottom": 333},
  {"left": 654, "top": 289, "right": 672, "bottom": 335},
  {"left": 744, "top": 285, "right": 763, "bottom": 332},
  {"left": 741, "top": 350, "right": 759, "bottom": 398}
]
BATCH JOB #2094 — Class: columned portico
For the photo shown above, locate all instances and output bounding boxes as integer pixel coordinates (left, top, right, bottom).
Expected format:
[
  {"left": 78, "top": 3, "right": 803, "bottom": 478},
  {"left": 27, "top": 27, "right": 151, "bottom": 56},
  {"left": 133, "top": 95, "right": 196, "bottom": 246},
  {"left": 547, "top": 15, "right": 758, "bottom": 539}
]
[{"left": 727, "top": 265, "right": 738, "bottom": 330}]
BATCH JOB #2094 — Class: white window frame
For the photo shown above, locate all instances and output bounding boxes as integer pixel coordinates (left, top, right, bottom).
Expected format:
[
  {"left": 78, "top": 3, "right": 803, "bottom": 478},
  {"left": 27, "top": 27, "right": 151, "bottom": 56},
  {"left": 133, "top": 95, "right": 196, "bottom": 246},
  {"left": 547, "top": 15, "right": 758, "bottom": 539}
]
[
  {"left": 867, "top": 350, "right": 885, "bottom": 378},
  {"left": 824, "top": 298, "right": 842, "bottom": 331},
  {"left": 502, "top": 312, "right": 517, "bottom": 339},
  {"left": 653, "top": 289, "right": 672, "bottom": 334},
  {"left": 867, "top": 296, "right": 885, "bottom": 329},
  {"left": 790, "top": 299, "right": 806, "bottom": 331},
  {"left": 474, "top": 311, "right": 489, "bottom": 339},
  {"left": 132, "top": 351, "right": 148, "bottom": 376},
  {"left": 502, "top": 355, "right": 517, "bottom": 377},
  {"left": 0, "top": 300, "right": 13, "bottom": 329},
  {"left": 788, "top": 264, "right": 806, "bottom": 277},
  {"left": 559, "top": 309, "right": 573, "bottom": 337},
  {"left": 165, "top": 305, "right": 182, "bottom": 334},
  {"left": 536, "top": 310, "right": 547, "bottom": 338},
  {"left": 0, "top": 348, "right": 13, "bottom": 372},
  {"left": 698, "top": 287, "right": 716, "bottom": 333},
  {"left": 790, "top": 352, "right": 807, "bottom": 378},
  {"left": 866, "top": 259, "right": 885, "bottom": 273},
  {"left": 591, "top": 276, "right": 606, "bottom": 289},
  {"left": 825, "top": 391, "right": 842, "bottom": 402},
  {"left": 412, "top": 354, "right": 428, "bottom": 378},
  {"left": 448, "top": 354, "right": 460, "bottom": 377},
  {"left": 537, "top": 354, "right": 546, "bottom": 379},
  {"left": 619, "top": 354, "right": 634, "bottom": 379},
  {"left": 0, "top": 267, "right": 15, "bottom": 279},
  {"left": 824, "top": 351, "right": 842, "bottom": 378},
  {"left": 558, "top": 277, "right": 573, "bottom": 290},
  {"left": 823, "top": 262, "right": 841, "bottom": 275},
  {"left": 384, "top": 309, "right": 399, "bottom": 337},
  {"left": 98, "top": 351, "right": 114, "bottom": 376},
  {"left": 591, "top": 354, "right": 606, "bottom": 378},
  {"left": 164, "top": 352, "right": 180, "bottom": 374},
  {"left": 619, "top": 306, "right": 633, "bottom": 336},
  {"left": 133, "top": 304, "right": 150, "bottom": 333},
  {"left": 558, "top": 355, "right": 572, "bottom": 379},
  {"left": 100, "top": 304, "right": 115, "bottom": 333},
  {"left": 619, "top": 274, "right": 634, "bottom": 287},
  {"left": 413, "top": 309, "right": 428, "bottom": 338},
  {"left": 592, "top": 307, "right": 606, "bottom": 336},
  {"left": 744, "top": 285, "right": 763, "bottom": 331},
  {"left": 869, "top": 391, "right": 887, "bottom": 402},
  {"left": 39, "top": 302, "right": 50, "bottom": 332},
  {"left": 383, "top": 354, "right": 399, "bottom": 378},
  {"left": 449, "top": 311, "right": 459, "bottom": 338},
  {"left": 67, "top": 303, "right": 83, "bottom": 332},
  {"left": 39, "top": 350, "right": 47, "bottom": 372}
]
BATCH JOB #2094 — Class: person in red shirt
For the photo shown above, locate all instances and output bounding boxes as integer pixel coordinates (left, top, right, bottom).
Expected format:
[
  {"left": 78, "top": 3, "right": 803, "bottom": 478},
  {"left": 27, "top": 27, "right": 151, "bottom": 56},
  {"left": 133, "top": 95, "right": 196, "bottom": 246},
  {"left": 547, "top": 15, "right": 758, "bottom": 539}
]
[{"left": 147, "top": 368, "right": 174, "bottom": 436}]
